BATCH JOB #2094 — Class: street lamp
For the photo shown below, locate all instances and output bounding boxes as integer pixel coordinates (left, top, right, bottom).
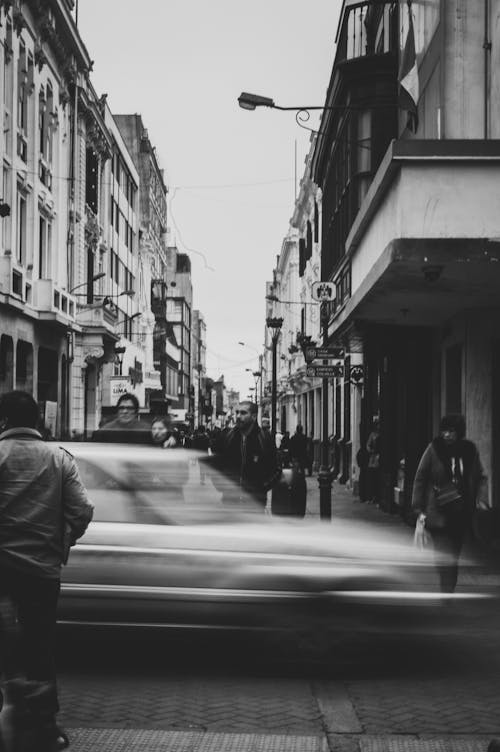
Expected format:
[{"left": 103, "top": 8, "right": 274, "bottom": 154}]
[
  {"left": 114, "top": 311, "right": 141, "bottom": 330},
  {"left": 266, "top": 316, "right": 283, "bottom": 437},
  {"left": 101, "top": 290, "right": 135, "bottom": 306},
  {"left": 238, "top": 92, "right": 345, "bottom": 112},
  {"left": 245, "top": 367, "right": 261, "bottom": 408},
  {"left": 69, "top": 272, "right": 105, "bottom": 295}
]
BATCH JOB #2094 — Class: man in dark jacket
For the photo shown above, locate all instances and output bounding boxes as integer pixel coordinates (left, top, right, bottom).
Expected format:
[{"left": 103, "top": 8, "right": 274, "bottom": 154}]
[
  {"left": 0, "top": 390, "right": 93, "bottom": 751},
  {"left": 215, "top": 401, "right": 280, "bottom": 508}
]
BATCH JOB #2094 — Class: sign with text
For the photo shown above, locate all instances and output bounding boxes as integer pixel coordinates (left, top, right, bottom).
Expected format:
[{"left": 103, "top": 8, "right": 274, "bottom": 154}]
[
  {"left": 311, "top": 281, "right": 336, "bottom": 302},
  {"left": 306, "top": 364, "right": 344, "bottom": 378},
  {"left": 304, "top": 346, "right": 345, "bottom": 362}
]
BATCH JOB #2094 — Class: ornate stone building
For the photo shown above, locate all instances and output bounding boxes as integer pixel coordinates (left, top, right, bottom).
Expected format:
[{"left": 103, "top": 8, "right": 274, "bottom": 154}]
[{"left": 0, "top": 0, "right": 113, "bottom": 437}]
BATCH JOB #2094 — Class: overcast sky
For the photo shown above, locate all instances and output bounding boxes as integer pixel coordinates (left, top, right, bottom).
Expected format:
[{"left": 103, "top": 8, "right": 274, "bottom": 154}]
[{"left": 77, "top": 0, "right": 343, "bottom": 397}]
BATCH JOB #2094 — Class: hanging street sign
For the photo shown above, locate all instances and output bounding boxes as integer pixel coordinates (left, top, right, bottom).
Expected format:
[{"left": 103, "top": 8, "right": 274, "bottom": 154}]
[
  {"left": 349, "top": 365, "right": 364, "bottom": 384},
  {"left": 311, "top": 281, "right": 336, "bottom": 302},
  {"left": 304, "top": 346, "right": 345, "bottom": 362},
  {"left": 306, "top": 364, "right": 344, "bottom": 378}
]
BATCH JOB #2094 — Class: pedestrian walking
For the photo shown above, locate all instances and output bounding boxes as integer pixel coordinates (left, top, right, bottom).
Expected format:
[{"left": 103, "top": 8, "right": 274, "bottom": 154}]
[
  {"left": 366, "top": 417, "right": 381, "bottom": 505},
  {"left": 356, "top": 443, "right": 369, "bottom": 502},
  {"left": 411, "top": 413, "right": 485, "bottom": 593},
  {"left": 213, "top": 401, "right": 280, "bottom": 508},
  {"left": 261, "top": 416, "right": 271, "bottom": 435},
  {"left": 93, "top": 392, "right": 151, "bottom": 444},
  {"left": 150, "top": 416, "right": 178, "bottom": 448},
  {"left": 0, "top": 390, "right": 94, "bottom": 751},
  {"left": 289, "top": 425, "right": 309, "bottom": 473},
  {"left": 305, "top": 433, "right": 314, "bottom": 476},
  {"left": 273, "top": 425, "right": 308, "bottom": 518}
]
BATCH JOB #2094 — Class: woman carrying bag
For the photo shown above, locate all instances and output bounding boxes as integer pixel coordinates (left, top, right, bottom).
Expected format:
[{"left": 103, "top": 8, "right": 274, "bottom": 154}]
[{"left": 411, "top": 414, "right": 485, "bottom": 593}]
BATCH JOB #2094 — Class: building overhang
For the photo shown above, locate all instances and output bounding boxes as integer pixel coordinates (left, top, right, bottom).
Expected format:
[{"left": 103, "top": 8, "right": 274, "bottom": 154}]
[{"left": 327, "top": 139, "right": 500, "bottom": 342}]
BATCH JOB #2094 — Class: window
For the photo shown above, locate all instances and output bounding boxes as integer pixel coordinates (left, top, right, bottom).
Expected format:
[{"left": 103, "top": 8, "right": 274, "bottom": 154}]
[
  {"left": 38, "top": 214, "right": 52, "bottom": 279},
  {"left": 38, "top": 88, "right": 47, "bottom": 157},
  {"left": 17, "top": 192, "right": 27, "bottom": 265},
  {"left": 3, "top": 22, "right": 13, "bottom": 158}
]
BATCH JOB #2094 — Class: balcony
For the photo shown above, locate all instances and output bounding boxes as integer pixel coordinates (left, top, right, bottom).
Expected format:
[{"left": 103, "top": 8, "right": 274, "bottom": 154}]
[
  {"left": 331, "top": 139, "right": 500, "bottom": 334},
  {"left": 76, "top": 304, "right": 118, "bottom": 338},
  {"left": 336, "top": 1, "right": 398, "bottom": 64},
  {"left": 0, "top": 255, "right": 26, "bottom": 304},
  {"left": 32, "top": 279, "right": 76, "bottom": 322}
]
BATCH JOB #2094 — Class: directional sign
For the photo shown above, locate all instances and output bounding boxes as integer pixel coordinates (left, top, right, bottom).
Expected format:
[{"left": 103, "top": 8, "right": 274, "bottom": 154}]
[
  {"left": 306, "top": 365, "right": 344, "bottom": 378},
  {"left": 304, "top": 346, "right": 345, "bottom": 362},
  {"left": 311, "top": 281, "right": 336, "bottom": 302}
]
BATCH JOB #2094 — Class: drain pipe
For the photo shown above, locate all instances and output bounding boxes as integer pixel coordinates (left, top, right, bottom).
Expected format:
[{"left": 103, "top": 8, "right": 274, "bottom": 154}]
[{"left": 483, "top": 0, "right": 491, "bottom": 139}]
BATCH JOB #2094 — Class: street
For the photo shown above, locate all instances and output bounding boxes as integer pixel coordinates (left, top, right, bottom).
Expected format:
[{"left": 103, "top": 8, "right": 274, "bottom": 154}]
[
  {"left": 56, "top": 594, "right": 500, "bottom": 752},
  {"left": 54, "top": 480, "right": 500, "bottom": 752}
]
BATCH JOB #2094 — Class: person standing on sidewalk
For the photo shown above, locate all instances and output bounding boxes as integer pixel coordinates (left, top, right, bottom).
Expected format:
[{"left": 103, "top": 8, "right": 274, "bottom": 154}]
[
  {"left": 0, "top": 390, "right": 94, "bottom": 751},
  {"left": 213, "top": 401, "right": 280, "bottom": 509},
  {"left": 289, "top": 425, "right": 309, "bottom": 474},
  {"left": 411, "top": 413, "right": 484, "bottom": 593},
  {"left": 366, "top": 417, "right": 381, "bottom": 505}
]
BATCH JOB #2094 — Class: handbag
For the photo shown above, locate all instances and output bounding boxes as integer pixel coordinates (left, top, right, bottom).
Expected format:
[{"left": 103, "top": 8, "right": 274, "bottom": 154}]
[
  {"left": 424, "top": 496, "right": 446, "bottom": 530},
  {"left": 433, "top": 481, "right": 462, "bottom": 508}
]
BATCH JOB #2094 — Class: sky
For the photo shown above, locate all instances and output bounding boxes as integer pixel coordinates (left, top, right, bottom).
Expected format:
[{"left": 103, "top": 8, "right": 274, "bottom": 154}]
[{"left": 77, "top": 0, "right": 343, "bottom": 398}]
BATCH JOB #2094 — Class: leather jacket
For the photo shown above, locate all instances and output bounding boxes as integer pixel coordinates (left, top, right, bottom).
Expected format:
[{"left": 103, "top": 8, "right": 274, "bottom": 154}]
[{"left": 0, "top": 428, "right": 94, "bottom": 578}]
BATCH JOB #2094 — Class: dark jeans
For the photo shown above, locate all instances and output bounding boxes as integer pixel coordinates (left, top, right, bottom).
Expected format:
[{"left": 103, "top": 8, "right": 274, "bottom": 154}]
[
  {"left": 0, "top": 565, "right": 60, "bottom": 716},
  {"left": 430, "top": 511, "right": 467, "bottom": 593},
  {"left": 366, "top": 467, "right": 380, "bottom": 503}
]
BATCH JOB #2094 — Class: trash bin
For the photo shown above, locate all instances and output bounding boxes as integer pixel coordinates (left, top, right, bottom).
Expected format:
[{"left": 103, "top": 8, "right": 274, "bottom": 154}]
[{"left": 271, "top": 463, "right": 307, "bottom": 517}]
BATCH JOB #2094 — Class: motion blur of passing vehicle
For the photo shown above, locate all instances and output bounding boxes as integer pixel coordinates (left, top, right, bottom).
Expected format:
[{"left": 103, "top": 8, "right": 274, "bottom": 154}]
[{"left": 58, "top": 444, "right": 483, "bottom": 636}]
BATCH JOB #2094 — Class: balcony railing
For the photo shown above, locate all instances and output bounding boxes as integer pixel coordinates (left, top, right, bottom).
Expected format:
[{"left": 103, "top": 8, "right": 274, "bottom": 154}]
[
  {"left": 337, "top": 2, "right": 398, "bottom": 64},
  {"left": 32, "top": 279, "right": 76, "bottom": 319}
]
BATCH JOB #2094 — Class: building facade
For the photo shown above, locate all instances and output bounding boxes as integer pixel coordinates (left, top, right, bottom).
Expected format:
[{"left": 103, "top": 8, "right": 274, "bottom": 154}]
[
  {"left": 309, "top": 0, "right": 500, "bottom": 516},
  {"left": 0, "top": 0, "right": 119, "bottom": 438},
  {"left": 113, "top": 114, "right": 172, "bottom": 413},
  {"left": 166, "top": 245, "right": 193, "bottom": 423}
]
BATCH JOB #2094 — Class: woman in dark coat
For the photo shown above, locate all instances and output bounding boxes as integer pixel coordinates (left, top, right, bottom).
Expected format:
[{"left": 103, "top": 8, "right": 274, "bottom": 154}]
[{"left": 411, "top": 414, "right": 484, "bottom": 593}]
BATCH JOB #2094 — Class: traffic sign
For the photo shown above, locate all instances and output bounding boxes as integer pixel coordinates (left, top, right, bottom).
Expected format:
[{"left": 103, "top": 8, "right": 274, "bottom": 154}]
[
  {"left": 311, "top": 281, "right": 336, "bottom": 302},
  {"left": 304, "top": 346, "right": 345, "bottom": 362},
  {"left": 306, "top": 364, "right": 344, "bottom": 378}
]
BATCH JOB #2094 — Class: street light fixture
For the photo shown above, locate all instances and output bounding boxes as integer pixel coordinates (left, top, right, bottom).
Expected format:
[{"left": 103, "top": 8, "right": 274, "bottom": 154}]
[
  {"left": 101, "top": 290, "right": 135, "bottom": 306},
  {"left": 238, "top": 92, "right": 344, "bottom": 112},
  {"left": 266, "top": 316, "right": 283, "bottom": 437},
  {"left": 69, "top": 272, "right": 106, "bottom": 295},
  {"left": 238, "top": 91, "right": 393, "bottom": 137},
  {"left": 114, "top": 311, "right": 141, "bottom": 329}
]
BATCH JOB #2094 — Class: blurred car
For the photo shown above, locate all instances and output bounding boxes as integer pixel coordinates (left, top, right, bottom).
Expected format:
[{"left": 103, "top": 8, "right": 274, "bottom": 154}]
[{"left": 58, "top": 443, "right": 482, "bottom": 635}]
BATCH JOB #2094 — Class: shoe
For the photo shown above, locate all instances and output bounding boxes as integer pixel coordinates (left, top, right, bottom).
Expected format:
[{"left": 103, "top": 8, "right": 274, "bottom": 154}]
[
  {"left": 53, "top": 725, "right": 70, "bottom": 750},
  {"left": 487, "top": 740, "right": 500, "bottom": 752}
]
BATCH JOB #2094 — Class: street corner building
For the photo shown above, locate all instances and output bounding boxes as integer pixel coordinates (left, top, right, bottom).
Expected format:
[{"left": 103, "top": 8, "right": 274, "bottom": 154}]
[{"left": 262, "top": 0, "right": 500, "bottom": 523}]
